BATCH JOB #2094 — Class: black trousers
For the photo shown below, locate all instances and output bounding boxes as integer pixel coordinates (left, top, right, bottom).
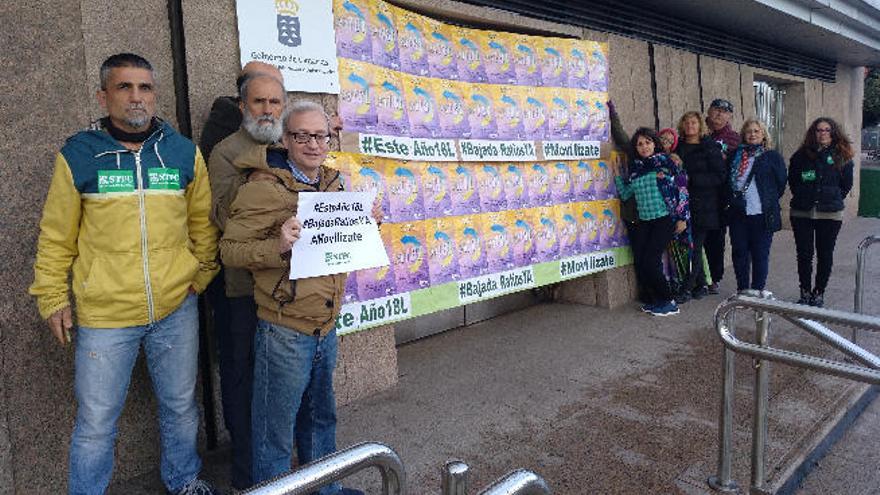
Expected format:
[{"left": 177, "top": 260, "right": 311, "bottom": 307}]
[
  {"left": 633, "top": 216, "right": 675, "bottom": 304},
  {"left": 790, "top": 216, "right": 843, "bottom": 294},
  {"left": 626, "top": 220, "right": 652, "bottom": 303},
  {"left": 206, "top": 271, "right": 258, "bottom": 489},
  {"left": 704, "top": 226, "right": 726, "bottom": 285}
]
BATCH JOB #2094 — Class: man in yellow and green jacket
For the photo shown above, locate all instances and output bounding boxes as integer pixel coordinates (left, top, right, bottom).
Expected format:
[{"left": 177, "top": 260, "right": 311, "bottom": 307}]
[{"left": 28, "top": 53, "right": 219, "bottom": 495}]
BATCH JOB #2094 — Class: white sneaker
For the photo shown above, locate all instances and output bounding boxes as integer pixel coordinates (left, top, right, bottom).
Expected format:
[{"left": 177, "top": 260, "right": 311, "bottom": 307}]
[{"left": 737, "top": 289, "right": 761, "bottom": 297}]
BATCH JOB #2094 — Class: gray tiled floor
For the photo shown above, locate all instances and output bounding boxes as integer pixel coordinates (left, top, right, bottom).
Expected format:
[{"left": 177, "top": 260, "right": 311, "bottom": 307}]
[
  {"left": 112, "top": 216, "right": 880, "bottom": 494},
  {"left": 797, "top": 396, "right": 880, "bottom": 495}
]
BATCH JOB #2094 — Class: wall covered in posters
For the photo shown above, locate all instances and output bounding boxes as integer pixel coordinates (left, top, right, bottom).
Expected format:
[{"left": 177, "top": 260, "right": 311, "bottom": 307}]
[{"left": 328, "top": 0, "right": 629, "bottom": 334}]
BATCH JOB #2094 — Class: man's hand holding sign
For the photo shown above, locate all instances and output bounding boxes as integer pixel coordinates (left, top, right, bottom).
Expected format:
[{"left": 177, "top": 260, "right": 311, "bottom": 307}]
[
  {"left": 278, "top": 217, "right": 302, "bottom": 253},
  {"left": 286, "top": 192, "right": 388, "bottom": 279}
]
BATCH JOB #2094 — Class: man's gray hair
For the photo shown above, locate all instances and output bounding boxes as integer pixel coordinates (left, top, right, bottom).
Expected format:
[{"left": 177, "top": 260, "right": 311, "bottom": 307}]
[
  {"left": 284, "top": 100, "right": 330, "bottom": 130},
  {"left": 239, "top": 74, "right": 286, "bottom": 103}
]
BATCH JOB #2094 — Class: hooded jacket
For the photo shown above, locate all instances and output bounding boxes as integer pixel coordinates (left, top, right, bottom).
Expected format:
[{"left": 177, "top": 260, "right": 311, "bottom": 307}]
[
  {"left": 30, "top": 119, "right": 219, "bottom": 328},
  {"left": 219, "top": 145, "right": 346, "bottom": 336}
]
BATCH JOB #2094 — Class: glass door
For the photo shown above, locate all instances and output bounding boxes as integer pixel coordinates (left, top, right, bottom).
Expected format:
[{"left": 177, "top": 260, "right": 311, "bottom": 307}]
[{"left": 753, "top": 81, "right": 785, "bottom": 150}]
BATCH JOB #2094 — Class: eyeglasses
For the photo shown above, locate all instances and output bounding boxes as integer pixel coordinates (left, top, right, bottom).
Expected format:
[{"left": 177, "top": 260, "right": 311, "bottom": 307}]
[
  {"left": 287, "top": 131, "right": 331, "bottom": 145},
  {"left": 816, "top": 128, "right": 832, "bottom": 134}
]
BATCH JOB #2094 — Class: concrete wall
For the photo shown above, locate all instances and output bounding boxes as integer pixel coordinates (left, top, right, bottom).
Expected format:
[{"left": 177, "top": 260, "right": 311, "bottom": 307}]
[
  {"left": 653, "top": 46, "right": 702, "bottom": 130},
  {"left": 0, "top": 0, "right": 866, "bottom": 492}
]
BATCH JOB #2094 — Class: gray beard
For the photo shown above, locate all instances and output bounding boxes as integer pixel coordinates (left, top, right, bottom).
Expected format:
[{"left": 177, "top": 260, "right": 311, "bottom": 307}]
[
  {"left": 243, "top": 113, "right": 283, "bottom": 144},
  {"left": 124, "top": 113, "right": 151, "bottom": 130}
]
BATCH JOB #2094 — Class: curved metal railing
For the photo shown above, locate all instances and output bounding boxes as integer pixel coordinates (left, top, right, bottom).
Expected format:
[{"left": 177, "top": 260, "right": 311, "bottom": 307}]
[
  {"left": 707, "top": 294, "right": 880, "bottom": 494},
  {"left": 478, "top": 469, "right": 552, "bottom": 495},
  {"left": 854, "top": 235, "right": 880, "bottom": 319},
  {"left": 442, "top": 460, "right": 551, "bottom": 495},
  {"left": 243, "top": 442, "right": 405, "bottom": 495}
]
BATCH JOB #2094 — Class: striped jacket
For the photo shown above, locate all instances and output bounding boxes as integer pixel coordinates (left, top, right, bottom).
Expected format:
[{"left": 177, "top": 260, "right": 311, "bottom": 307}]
[{"left": 30, "top": 119, "right": 219, "bottom": 328}]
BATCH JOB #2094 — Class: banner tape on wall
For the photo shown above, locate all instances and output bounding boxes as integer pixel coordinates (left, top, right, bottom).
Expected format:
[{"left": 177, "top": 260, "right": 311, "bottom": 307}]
[{"left": 336, "top": 247, "right": 631, "bottom": 334}]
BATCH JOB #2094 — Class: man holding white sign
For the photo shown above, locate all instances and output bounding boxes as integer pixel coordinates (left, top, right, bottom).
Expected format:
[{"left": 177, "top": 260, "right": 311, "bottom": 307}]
[{"left": 220, "top": 100, "right": 377, "bottom": 493}]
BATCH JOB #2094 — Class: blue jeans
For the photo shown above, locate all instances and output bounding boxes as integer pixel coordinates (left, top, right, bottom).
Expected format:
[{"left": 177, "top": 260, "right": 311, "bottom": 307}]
[
  {"left": 729, "top": 213, "right": 774, "bottom": 291},
  {"left": 251, "top": 320, "right": 340, "bottom": 494},
  {"left": 69, "top": 294, "right": 201, "bottom": 495}
]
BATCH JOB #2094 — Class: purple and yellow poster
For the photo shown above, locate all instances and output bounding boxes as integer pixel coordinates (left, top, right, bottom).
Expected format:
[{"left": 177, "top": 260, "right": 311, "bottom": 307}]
[
  {"left": 370, "top": 1, "right": 399, "bottom": 69},
  {"left": 454, "top": 215, "right": 487, "bottom": 279},
  {"left": 351, "top": 156, "right": 391, "bottom": 222},
  {"left": 391, "top": 221, "right": 430, "bottom": 292},
  {"left": 532, "top": 206, "right": 559, "bottom": 262},
  {"left": 385, "top": 159, "right": 425, "bottom": 222},
  {"left": 450, "top": 163, "right": 481, "bottom": 215},
  {"left": 510, "top": 210, "right": 536, "bottom": 267},
  {"left": 426, "top": 217, "right": 460, "bottom": 284},
  {"left": 481, "top": 211, "right": 513, "bottom": 273},
  {"left": 356, "top": 226, "right": 397, "bottom": 300},
  {"left": 476, "top": 163, "right": 507, "bottom": 212}
]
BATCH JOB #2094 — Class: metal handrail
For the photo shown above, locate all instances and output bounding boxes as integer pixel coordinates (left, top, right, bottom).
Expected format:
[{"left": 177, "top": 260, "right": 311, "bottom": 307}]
[
  {"left": 478, "top": 469, "right": 552, "bottom": 495},
  {"left": 854, "top": 236, "right": 880, "bottom": 340},
  {"left": 707, "top": 294, "right": 880, "bottom": 494},
  {"left": 442, "top": 461, "right": 551, "bottom": 495},
  {"left": 243, "top": 442, "right": 405, "bottom": 495},
  {"left": 442, "top": 460, "right": 469, "bottom": 495}
]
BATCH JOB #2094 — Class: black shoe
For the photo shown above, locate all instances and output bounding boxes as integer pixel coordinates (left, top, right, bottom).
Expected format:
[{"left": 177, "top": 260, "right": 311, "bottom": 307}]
[
  {"left": 797, "top": 288, "right": 811, "bottom": 305},
  {"left": 810, "top": 290, "right": 824, "bottom": 308},
  {"left": 707, "top": 282, "right": 720, "bottom": 295},
  {"left": 691, "top": 286, "right": 709, "bottom": 300},
  {"left": 675, "top": 291, "right": 691, "bottom": 304}
]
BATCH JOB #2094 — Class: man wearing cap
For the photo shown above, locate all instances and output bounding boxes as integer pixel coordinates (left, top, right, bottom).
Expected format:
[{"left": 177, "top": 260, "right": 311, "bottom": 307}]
[
  {"left": 706, "top": 98, "right": 741, "bottom": 158},
  {"left": 704, "top": 98, "right": 740, "bottom": 294}
]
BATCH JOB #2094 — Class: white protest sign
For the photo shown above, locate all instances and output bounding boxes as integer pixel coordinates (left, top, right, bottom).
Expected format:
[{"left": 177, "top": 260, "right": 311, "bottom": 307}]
[
  {"left": 290, "top": 191, "right": 389, "bottom": 279},
  {"left": 236, "top": 0, "right": 340, "bottom": 94}
]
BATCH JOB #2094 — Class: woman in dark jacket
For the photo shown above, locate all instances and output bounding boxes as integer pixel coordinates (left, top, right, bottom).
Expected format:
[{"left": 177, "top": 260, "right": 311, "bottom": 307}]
[
  {"left": 676, "top": 111, "right": 726, "bottom": 298},
  {"left": 726, "top": 119, "right": 787, "bottom": 294},
  {"left": 788, "top": 117, "right": 855, "bottom": 307}
]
